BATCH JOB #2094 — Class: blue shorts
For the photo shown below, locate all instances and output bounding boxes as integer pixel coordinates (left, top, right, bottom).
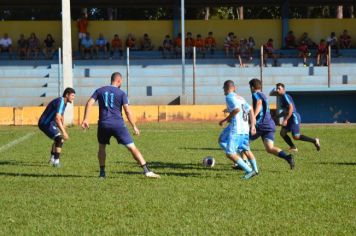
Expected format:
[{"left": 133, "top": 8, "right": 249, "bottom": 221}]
[
  {"left": 97, "top": 124, "right": 133, "bottom": 145},
  {"left": 250, "top": 129, "right": 275, "bottom": 142},
  {"left": 39, "top": 121, "right": 61, "bottom": 139},
  {"left": 219, "top": 127, "right": 250, "bottom": 155},
  {"left": 285, "top": 113, "right": 301, "bottom": 136}
]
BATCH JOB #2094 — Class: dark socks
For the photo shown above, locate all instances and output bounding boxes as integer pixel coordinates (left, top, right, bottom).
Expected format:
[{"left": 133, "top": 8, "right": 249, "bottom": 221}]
[
  {"left": 53, "top": 152, "right": 60, "bottom": 160},
  {"left": 282, "top": 135, "right": 296, "bottom": 148},
  {"left": 142, "top": 164, "right": 151, "bottom": 174},
  {"left": 277, "top": 151, "right": 289, "bottom": 159},
  {"left": 299, "top": 135, "right": 316, "bottom": 144},
  {"left": 100, "top": 166, "right": 105, "bottom": 172}
]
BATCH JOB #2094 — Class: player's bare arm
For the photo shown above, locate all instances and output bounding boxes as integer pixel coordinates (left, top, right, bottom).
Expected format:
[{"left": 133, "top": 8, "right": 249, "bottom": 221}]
[
  {"left": 283, "top": 104, "right": 294, "bottom": 126},
  {"left": 123, "top": 104, "right": 140, "bottom": 135},
  {"left": 81, "top": 98, "right": 95, "bottom": 129},
  {"left": 249, "top": 109, "right": 257, "bottom": 135},
  {"left": 55, "top": 113, "right": 68, "bottom": 140},
  {"left": 254, "top": 99, "right": 262, "bottom": 119},
  {"left": 219, "top": 108, "right": 240, "bottom": 126}
]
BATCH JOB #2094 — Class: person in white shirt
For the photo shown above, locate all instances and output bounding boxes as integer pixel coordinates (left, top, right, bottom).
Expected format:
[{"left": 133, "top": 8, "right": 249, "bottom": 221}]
[{"left": 0, "top": 33, "right": 13, "bottom": 59}]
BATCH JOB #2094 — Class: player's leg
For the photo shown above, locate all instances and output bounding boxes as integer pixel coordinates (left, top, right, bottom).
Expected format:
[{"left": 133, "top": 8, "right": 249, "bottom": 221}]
[
  {"left": 290, "top": 114, "right": 320, "bottom": 151},
  {"left": 240, "top": 134, "right": 258, "bottom": 175},
  {"left": 280, "top": 126, "right": 297, "bottom": 151},
  {"left": 263, "top": 137, "right": 295, "bottom": 169},
  {"left": 52, "top": 134, "right": 64, "bottom": 167},
  {"left": 98, "top": 143, "right": 106, "bottom": 178}
]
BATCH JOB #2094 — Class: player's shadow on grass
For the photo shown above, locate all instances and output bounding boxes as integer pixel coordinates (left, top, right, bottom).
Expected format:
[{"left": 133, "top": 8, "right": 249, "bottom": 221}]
[
  {"left": 147, "top": 161, "right": 232, "bottom": 172},
  {"left": 317, "top": 162, "right": 356, "bottom": 166},
  {"left": 0, "top": 171, "right": 95, "bottom": 178},
  {"left": 179, "top": 147, "right": 221, "bottom": 151},
  {"left": 0, "top": 160, "right": 47, "bottom": 167},
  {"left": 113, "top": 170, "right": 203, "bottom": 178}
]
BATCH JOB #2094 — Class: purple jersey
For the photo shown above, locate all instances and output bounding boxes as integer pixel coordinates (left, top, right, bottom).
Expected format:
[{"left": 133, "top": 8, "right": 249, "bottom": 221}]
[
  {"left": 91, "top": 86, "right": 128, "bottom": 127},
  {"left": 38, "top": 97, "right": 66, "bottom": 125},
  {"left": 280, "top": 93, "right": 298, "bottom": 116},
  {"left": 252, "top": 91, "right": 275, "bottom": 132}
]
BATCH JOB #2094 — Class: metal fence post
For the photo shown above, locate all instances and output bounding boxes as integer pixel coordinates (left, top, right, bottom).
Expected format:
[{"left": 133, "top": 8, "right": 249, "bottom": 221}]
[
  {"left": 328, "top": 45, "right": 331, "bottom": 88},
  {"left": 58, "top": 47, "right": 62, "bottom": 97},
  {"left": 193, "top": 46, "right": 196, "bottom": 105},
  {"left": 260, "top": 45, "right": 264, "bottom": 91},
  {"left": 126, "top": 47, "right": 130, "bottom": 96}
]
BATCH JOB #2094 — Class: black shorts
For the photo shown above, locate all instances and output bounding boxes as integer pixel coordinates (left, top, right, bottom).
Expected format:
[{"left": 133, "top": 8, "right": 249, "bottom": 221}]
[{"left": 97, "top": 125, "right": 133, "bottom": 145}]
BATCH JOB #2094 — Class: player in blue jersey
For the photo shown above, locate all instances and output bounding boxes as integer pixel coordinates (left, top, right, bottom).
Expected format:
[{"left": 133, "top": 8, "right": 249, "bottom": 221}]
[
  {"left": 218, "top": 80, "right": 258, "bottom": 180},
  {"left": 38, "top": 87, "right": 76, "bottom": 167},
  {"left": 248, "top": 79, "right": 295, "bottom": 169},
  {"left": 276, "top": 83, "right": 320, "bottom": 152},
  {"left": 81, "top": 72, "right": 160, "bottom": 179}
]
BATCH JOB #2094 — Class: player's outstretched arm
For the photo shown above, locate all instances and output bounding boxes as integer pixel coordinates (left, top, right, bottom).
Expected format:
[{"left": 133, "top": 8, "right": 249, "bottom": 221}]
[
  {"left": 123, "top": 104, "right": 140, "bottom": 135},
  {"left": 55, "top": 113, "right": 68, "bottom": 139},
  {"left": 249, "top": 109, "right": 257, "bottom": 135},
  {"left": 219, "top": 108, "right": 239, "bottom": 126},
  {"left": 81, "top": 98, "right": 95, "bottom": 129}
]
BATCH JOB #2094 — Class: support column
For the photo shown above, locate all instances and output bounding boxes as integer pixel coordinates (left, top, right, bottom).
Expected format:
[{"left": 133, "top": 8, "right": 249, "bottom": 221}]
[
  {"left": 62, "top": 0, "right": 74, "bottom": 125},
  {"left": 281, "top": 0, "right": 289, "bottom": 48}
]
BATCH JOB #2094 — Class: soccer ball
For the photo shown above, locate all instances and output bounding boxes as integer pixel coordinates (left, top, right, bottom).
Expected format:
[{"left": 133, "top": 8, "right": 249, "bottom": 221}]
[{"left": 202, "top": 156, "right": 215, "bottom": 167}]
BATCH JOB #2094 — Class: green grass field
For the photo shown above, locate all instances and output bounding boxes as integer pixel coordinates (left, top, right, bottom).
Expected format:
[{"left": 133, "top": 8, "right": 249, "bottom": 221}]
[{"left": 0, "top": 123, "right": 355, "bottom": 235}]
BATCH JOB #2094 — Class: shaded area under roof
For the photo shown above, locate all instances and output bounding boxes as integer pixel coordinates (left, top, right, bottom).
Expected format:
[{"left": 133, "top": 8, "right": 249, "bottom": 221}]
[{"left": 2, "top": 0, "right": 355, "bottom": 8}]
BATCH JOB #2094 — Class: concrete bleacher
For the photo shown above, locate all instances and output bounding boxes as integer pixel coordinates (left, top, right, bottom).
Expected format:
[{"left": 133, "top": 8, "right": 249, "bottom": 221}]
[{"left": 0, "top": 53, "right": 356, "bottom": 107}]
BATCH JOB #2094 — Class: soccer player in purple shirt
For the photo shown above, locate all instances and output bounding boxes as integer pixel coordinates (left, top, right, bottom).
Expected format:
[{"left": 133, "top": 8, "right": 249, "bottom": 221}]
[
  {"left": 38, "top": 87, "right": 76, "bottom": 167},
  {"left": 249, "top": 79, "right": 295, "bottom": 169},
  {"left": 276, "top": 83, "right": 320, "bottom": 152},
  {"left": 81, "top": 72, "right": 160, "bottom": 179}
]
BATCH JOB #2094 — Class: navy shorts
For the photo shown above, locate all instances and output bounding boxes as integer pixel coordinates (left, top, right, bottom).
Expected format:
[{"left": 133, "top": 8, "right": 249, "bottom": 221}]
[
  {"left": 97, "top": 125, "right": 133, "bottom": 145},
  {"left": 39, "top": 121, "right": 61, "bottom": 139},
  {"left": 285, "top": 113, "right": 301, "bottom": 136},
  {"left": 250, "top": 129, "right": 275, "bottom": 142}
]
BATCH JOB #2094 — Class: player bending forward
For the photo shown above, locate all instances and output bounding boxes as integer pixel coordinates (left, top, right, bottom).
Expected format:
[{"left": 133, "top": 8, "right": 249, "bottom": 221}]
[
  {"left": 275, "top": 83, "right": 320, "bottom": 152},
  {"left": 249, "top": 78, "right": 295, "bottom": 169},
  {"left": 81, "top": 72, "right": 160, "bottom": 179},
  {"left": 38, "top": 87, "right": 76, "bottom": 167},
  {"left": 219, "top": 80, "right": 259, "bottom": 180}
]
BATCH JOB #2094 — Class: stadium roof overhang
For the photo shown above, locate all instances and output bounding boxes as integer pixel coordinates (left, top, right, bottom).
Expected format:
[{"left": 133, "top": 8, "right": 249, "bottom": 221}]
[{"left": 2, "top": 0, "right": 355, "bottom": 8}]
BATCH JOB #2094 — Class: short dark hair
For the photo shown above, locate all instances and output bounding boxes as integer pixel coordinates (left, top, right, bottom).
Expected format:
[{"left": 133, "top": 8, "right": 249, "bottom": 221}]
[
  {"left": 249, "top": 78, "right": 262, "bottom": 89},
  {"left": 223, "top": 80, "right": 234, "bottom": 88},
  {"left": 111, "top": 72, "right": 122, "bottom": 82},
  {"left": 276, "top": 83, "right": 285, "bottom": 88},
  {"left": 63, "top": 87, "right": 75, "bottom": 97}
]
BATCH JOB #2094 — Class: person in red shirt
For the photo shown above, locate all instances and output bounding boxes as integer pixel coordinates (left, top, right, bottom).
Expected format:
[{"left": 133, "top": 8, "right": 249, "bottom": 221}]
[
  {"left": 195, "top": 34, "right": 205, "bottom": 58},
  {"left": 185, "top": 32, "right": 195, "bottom": 58},
  {"left": 205, "top": 32, "right": 216, "bottom": 55},
  {"left": 285, "top": 30, "right": 296, "bottom": 49},
  {"left": 110, "top": 34, "right": 123, "bottom": 59},
  {"left": 316, "top": 39, "right": 328, "bottom": 66},
  {"left": 126, "top": 34, "right": 137, "bottom": 50},
  {"left": 174, "top": 33, "right": 182, "bottom": 58},
  {"left": 339, "top": 29, "right": 352, "bottom": 49},
  {"left": 298, "top": 40, "right": 311, "bottom": 67},
  {"left": 263, "top": 38, "right": 278, "bottom": 67},
  {"left": 77, "top": 13, "right": 88, "bottom": 50}
]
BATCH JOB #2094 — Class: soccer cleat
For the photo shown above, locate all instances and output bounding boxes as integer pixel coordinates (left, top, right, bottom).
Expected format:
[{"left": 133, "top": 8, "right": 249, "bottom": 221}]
[
  {"left": 242, "top": 170, "right": 257, "bottom": 180},
  {"left": 315, "top": 138, "right": 321, "bottom": 151},
  {"left": 144, "top": 171, "right": 161, "bottom": 179},
  {"left": 99, "top": 171, "right": 106, "bottom": 179},
  {"left": 52, "top": 159, "right": 60, "bottom": 168},
  {"left": 289, "top": 147, "right": 298, "bottom": 152},
  {"left": 285, "top": 154, "right": 295, "bottom": 170},
  {"left": 48, "top": 155, "right": 55, "bottom": 164}
]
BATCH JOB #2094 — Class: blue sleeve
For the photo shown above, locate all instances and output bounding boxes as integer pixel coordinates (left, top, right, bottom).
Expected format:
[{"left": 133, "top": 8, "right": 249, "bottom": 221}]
[
  {"left": 56, "top": 98, "right": 65, "bottom": 115},
  {"left": 284, "top": 94, "right": 292, "bottom": 105},
  {"left": 253, "top": 93, "right": 261, "bottom": 103},
  {"left": 226, "top": 95, "right": 239, "bottom": 112},
  {"left": 91, "top": 89, "right": 99, "bottom": 101}
]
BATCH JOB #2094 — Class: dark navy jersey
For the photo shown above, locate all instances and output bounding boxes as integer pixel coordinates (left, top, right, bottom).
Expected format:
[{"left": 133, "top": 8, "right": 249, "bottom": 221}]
[
  {"left": 38, "top": 97, "right": 66, "bottom": 126},
  {"left": 91, "top": 85, "right": 128, "bottom": 127},
  {"left": 280, "top": 93, "right": 298, "bottom": 114},
  {"left": 252, "top": 91, "right": 275, "bottom": 131}
]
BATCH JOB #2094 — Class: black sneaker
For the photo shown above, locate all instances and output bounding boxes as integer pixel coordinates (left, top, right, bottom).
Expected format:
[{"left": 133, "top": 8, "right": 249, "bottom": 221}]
[
  {"left": 99, "top": 171, "right": 106, "bottom": 179},
  {"left": 286, "top": 154, "right": 295, "bottom": 170}
]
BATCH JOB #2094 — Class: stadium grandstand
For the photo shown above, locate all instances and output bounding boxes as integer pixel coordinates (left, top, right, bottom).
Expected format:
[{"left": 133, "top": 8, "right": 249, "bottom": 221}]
[{"left": 0, "top": 0, "right": 355, "bottom": 124}]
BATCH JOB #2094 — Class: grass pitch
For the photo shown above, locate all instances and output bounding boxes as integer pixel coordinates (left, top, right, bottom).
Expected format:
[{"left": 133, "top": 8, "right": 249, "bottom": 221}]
[{"left": 0, "top": 123, "right": 355, "bottom": 235}]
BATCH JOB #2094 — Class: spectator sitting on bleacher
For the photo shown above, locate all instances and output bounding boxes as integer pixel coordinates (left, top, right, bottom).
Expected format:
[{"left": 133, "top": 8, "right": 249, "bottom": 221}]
[
  {"left": 247, "top": 36, "right": 255, "bottom": 60},
  {"left": 141, "top": 33, "right": 154, "bottom": 51},
  {"left": 263, "top": 38, "right": 278, "bottom": 67},
  {"left": 126, "top": 34, "right": 137, "bottom": 50},
  {"left": 110, "top": 34, "right": 123, "bottom": 59},
  {"left": 298, "top": 40, "right": 311, "bottom": 67},
  {"left": 326, "top": 32, "right": 340, "bottom": 56},
  {"left": 205, "top": 32, "right": 216, "bottom": 55},
  {"left": 27, "top": 33, "right": 40, "bottom": 60},
  {"left": 224, "top": 32, "right": 235, "bottom": 57},
  {"left": 174, "top": 33, "right": 182, "bottom": 58},
  {"left": 43, "top": 34, "right": 55, "bottom": 60},
  {"left": 77, "top": 13, "right": 88, "bottom": 50},
  {"left": 17, "top": 34, "right": 27, "bottom": 60},
  {"left": 185, "top": 32, "right": 195, "bottom": 58},
  {"left": 95, "top": 33, "right": 109, "bottom": 58},
  {"left": 232, "top": 36, "right": 244, "bottom": 67},
  {"left": 0, "top": 33, "right": 13, "bottom": 59},
  {"left": 285, "top": 30, "right": 296, "bottom": 49},
  {"left": 80, "top": 32, "right": 94, "bottom": 59},
  {"left": 316, "top": 39, "right": 328, "bottom": 66},
  {"left": 195, "top": 34, "right": 205, "bottom": 58},
  {"left": 299, "top": 32, "right": 316, "bottom": 48},
  {"left": 339, "top": 29, "right": 352, "bottom": 49},
  {"left": 161, "top": 35, "right": 173, "bottom": 58}
]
